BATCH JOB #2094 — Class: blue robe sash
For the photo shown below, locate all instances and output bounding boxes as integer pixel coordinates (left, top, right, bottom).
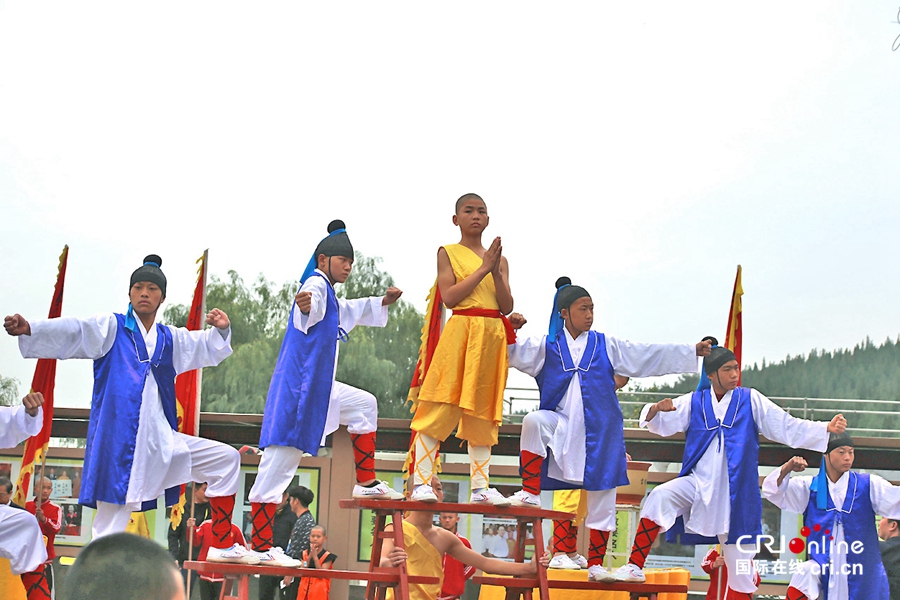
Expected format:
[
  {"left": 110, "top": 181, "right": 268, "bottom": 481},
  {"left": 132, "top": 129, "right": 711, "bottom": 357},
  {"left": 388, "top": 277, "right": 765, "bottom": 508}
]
[
  {"left": 804, "top": 472, "right": 889, "bottom": 600},
  {"left": 82, "top": 314, "right": 179, "bottom": 510},
  {"left": 260, "top": 272, "right": 339, "bottom": 454},
  {"left": 535, "top": 331, "right": 628, "bottom": 491},
  {"left": 666, "top": 387, "right": 760, "bottom": 545}
]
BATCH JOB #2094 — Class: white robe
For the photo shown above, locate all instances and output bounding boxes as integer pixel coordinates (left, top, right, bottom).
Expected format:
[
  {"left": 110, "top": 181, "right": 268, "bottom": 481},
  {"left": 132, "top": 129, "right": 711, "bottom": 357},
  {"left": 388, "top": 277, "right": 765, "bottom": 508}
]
[
  {"left": 0, "top": 404, "right": 43, "bottom": 449},
  {"left": 0, "top": 405, "right": 47, "bottom": 574},
  {"left": 639, "top": 388, "right": 829, "bottom": 539},
  {"left": 508, "top": 330, "right": 697, "bottom": 485},
  {"left": 19, "top": 314, "right": 233, "bottom": 505},
  {"left": 762, "top": 469, "right": 900, "bottom": 599},
  {"left": 293, "top": 269, "right": 388, "bottom": 443}
]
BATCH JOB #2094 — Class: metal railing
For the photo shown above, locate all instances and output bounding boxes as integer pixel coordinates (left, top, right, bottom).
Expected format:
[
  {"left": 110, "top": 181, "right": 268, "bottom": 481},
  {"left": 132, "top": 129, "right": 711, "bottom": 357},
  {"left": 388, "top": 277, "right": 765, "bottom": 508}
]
[{"left": 503, "top": 388, "right": 900, "bottom": 437}]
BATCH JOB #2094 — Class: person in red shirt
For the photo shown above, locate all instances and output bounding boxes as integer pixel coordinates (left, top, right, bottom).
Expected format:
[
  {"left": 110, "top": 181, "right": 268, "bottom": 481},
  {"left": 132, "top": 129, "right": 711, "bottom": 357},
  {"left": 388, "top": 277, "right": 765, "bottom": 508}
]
[
  {"left": 438, "top": 511, "right": 475, "bottom": 600},
  {"left": 701, "top": 547, "right": 760, "bottom": 600},
  {"left": 24, "top": 476, "right": 62, "bottom": 600},
  {"left": 187, "top": 516, "right": 250, "bottom": 600}
]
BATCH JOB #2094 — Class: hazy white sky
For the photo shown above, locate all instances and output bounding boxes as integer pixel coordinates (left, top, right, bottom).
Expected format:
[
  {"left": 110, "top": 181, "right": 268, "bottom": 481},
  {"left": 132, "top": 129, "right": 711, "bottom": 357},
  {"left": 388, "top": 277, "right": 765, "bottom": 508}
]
[{"left": 2, "top": 2, "right": 899, "bottom": 408}]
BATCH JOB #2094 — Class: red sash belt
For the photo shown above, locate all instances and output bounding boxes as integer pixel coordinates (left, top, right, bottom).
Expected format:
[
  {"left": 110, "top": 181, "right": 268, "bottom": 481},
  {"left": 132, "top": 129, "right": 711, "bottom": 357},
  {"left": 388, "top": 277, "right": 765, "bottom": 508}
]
[{"left": 452, "top": 308, "right": 516, "bottom": 344}]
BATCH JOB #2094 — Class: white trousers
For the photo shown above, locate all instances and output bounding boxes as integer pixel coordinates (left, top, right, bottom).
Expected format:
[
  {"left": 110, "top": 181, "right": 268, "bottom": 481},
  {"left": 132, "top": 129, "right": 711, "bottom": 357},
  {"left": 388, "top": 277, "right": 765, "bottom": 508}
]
[
  {"left": 788, "top": 560, "right": 822, "bottom": 599},
  {"left": 92, "top": 433, "right": 240, "bottom": 539},
  {"left": 522, "top": 410, "right": 618, "bottom": 531},
  {"left": 640, "top": 476, "right": 758, "bottom": 594},
  {"left": 249, "top": 382, "right": 377, "bottom": 504},
  {"left": 0, "top": 504, "right": 47, "bottom": 575}
]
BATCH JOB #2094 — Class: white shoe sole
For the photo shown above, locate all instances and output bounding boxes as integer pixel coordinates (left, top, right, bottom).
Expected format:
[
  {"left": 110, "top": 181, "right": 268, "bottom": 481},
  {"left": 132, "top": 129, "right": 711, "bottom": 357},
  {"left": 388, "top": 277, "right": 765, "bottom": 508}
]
[{"left": 471, "top": 497, "right": 512, "bottom": 507}]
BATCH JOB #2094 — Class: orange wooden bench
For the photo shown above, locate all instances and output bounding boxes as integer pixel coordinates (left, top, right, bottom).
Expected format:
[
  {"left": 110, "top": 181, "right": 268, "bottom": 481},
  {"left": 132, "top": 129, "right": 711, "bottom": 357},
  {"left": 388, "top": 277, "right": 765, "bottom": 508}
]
[
  {"left": 184, "top": 561, "right": 440, "bottom": 600},
  {"left": 475, "top": 575, "right": 689, "bottom": 600}
]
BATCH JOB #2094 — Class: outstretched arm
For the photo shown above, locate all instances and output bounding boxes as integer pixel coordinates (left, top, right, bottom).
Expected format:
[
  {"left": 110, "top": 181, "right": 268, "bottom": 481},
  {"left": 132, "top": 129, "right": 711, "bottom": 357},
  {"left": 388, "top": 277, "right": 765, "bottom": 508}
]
[
  {"left": 751, "top": 390, "right": 834, "bottom": 453},
  {"left": 606, "top": 336, "right": 699, "bottom": 379},
  {"left": 445, "top": 535, "right": 547, "bottom": 575},
  {"left": 13, "top": 314, "right": 118, "bottom": 360},
  {"left": 761, "top": 457, "right": 813, "bottom": 511},
  {"left": 639, "top": 394, "right": 692, "bottom": 436}
]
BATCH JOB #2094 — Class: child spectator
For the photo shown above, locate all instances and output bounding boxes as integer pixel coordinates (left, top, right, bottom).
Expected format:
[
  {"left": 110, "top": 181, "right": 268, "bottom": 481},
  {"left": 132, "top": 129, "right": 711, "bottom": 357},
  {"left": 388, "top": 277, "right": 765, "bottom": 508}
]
[{"left": 296, "top": 525, "right": 336, "bottom": 600}]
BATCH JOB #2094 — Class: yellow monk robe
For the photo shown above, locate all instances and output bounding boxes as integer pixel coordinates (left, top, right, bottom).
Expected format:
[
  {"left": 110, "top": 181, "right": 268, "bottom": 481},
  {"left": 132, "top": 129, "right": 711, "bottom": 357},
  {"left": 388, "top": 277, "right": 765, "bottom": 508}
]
[
  {"left": 386, "top": 520, "right": 443, "bottom": 600},
  {"left": 0, "top": 559, "right": 27, "bottom": 600},
  {"left": 411, "top": 244, "right": 509, "bottom": 446},
  {"left": 553, "top": 489, "right": 588, "bottom": 523}
]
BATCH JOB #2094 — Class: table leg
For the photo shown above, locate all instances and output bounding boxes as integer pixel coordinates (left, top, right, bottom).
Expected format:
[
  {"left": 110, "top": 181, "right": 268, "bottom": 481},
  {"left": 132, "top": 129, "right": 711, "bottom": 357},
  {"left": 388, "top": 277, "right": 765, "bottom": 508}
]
[
  {"left": 531, "top": 517, "right": 549, "bottom": 600},
  {"left": 392, "top": 509, "right": 410, "bottom": 600},
  {"left": 366, "top": 511, "right": 388, "bottom": 600}
]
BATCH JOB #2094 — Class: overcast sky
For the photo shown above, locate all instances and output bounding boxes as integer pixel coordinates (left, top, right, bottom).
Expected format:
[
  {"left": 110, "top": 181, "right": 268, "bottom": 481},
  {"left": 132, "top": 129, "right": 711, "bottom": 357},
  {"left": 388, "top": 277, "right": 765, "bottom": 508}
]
[{"left": 2, "top": 2, "right": 899, "bottom": 408}]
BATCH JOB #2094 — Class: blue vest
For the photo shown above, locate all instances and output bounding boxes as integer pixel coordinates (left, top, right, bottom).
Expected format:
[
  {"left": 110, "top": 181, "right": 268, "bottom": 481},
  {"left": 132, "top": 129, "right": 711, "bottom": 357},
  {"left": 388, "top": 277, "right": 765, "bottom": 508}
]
[
  {"left": 666, "top": 387, "right": 761, "bottom": 545},
  {"left": 535, "top": 331, "right": 629, "bottom": 492},
  {"left": 260, "top": 273, "right": 339, "bottom": 454},
  {"left": 82, "top": 314, "right": 180, "bottom": 510},
  {"left": 804, "top": 472, "right": 889, "bottom": 600}
]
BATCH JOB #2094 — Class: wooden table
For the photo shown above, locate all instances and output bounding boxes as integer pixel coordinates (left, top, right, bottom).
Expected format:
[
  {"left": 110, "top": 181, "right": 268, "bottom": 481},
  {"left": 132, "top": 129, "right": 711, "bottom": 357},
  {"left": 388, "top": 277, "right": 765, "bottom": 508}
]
[
  {"left": 475, "top": 575, "right": 689, "bottom": 600},
  {"left": 339, "top": 499, "right": 577, "bottom": 600},
  {"left": 183, "top": 561, "right": 440, "bottom": 600}
]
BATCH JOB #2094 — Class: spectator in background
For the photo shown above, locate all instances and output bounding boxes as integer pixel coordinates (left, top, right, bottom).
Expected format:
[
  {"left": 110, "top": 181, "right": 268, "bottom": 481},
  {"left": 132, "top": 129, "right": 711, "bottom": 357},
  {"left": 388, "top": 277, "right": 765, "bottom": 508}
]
[
  {"left": 0, "top": 476, "right": 22, "bottom": 509},
  {"left": 438, "top": 512, "right": 475, "bottom": 600},
  {"left": 64, "top": 532, "right": 185, "bottom": 600},
  {"left": 168, "top": 482, "right": 210, "bottom": 597},
  {"left": 879, "top": 517, "right": 900, "bottom": 600},
  {"left": 259, "top": 490, "right": 298, "bottom": 600},
  {"left": 25, "top": 475, "right": 62, "bottom": 600},
  {"left": 297, "top": 525, "right": 337, "bottom": 600},
  {"left": 282, "top": 485, "right": 315, "bottom": 600}
]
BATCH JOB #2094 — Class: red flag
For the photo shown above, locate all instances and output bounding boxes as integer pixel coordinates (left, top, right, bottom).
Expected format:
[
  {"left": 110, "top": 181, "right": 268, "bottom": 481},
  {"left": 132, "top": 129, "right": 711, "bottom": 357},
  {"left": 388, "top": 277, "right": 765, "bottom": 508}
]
[
  {"left": 13, "top": 246, "right": 68, "bottom": 506},
  {"left": 170, "top": 250, "right": 207, "bottom": 529},
  {"left": 175, "top": 250, "right": 207, "bottom": 438},
  {"left": 724, "top": 265, "right": 743, "bottom": 386}
]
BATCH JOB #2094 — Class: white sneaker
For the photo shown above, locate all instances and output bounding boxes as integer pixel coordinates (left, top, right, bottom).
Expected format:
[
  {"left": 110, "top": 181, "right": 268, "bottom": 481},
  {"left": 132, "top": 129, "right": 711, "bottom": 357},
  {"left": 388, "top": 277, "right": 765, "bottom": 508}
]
[
  {"left": 548, "top": 553, "right": 582, "bottom": 570},
  {"left": 207, "top": 544, "right": 261, "bottom": 565},
  {"left": 507, "top": 489, "right": 541, "bottom": 508},
  {"left": 571, "top": 554, "right": 588, "bottom": 569},
  {"left": 470, "top": 488, "right": 511, "bottom": 507},
  {"left": 352, "top": 480, "right": 405, "bottom": 500},
  {"left": 611, "top": 563, "right": 645, "bottom": 583},
  {"left": 410, "top": 484, "right": 439, "bottom": 503},
  {"left": 587, "top": 564, "right": 615, "bottom": 582},
  {"left": 263, "top": 547, "right": 303, "bottom": 568}
]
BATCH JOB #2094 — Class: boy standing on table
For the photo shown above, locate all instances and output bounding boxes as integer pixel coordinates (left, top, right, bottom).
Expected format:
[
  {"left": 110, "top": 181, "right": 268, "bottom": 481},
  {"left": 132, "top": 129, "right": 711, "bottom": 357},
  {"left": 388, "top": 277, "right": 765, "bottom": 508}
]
[
  {"left": 249, "top": 220, "right": 405, "bottom": 551},
  {"left": 506, "top": 277, "right": 709, "bottom": 581},
  {"left": 407, "top": 193, "right": 516, "bottom": 506},
  {"left": 6, "top": 255, "right": 241, "bottom": 549},
  {"left": 763, "top": 432, "right": 900, "bottom": 600},
  {"left": 612, "top": 343, "right": 846, "bottom": 599}
]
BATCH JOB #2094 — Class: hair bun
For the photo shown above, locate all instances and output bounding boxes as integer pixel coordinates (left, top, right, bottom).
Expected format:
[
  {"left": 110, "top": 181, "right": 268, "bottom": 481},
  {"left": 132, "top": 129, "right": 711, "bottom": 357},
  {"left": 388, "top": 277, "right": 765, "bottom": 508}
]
[
  {"left": 555, "top": 277, "right": 572, "bottom": 290},
  {"left": 701, "top": 335, "right": 719, "bottom": 346},
  {"left": 143, "top": 254, "right": 163, "bottom": 267},
  {"left": 327, "top": 220, "right": 346, "bottom": 233}
]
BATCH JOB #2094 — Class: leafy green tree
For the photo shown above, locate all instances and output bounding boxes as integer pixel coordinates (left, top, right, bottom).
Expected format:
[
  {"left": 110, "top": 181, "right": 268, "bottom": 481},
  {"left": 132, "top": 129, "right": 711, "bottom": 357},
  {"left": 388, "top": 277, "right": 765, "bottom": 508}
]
[{"left": 0, "top": 374, "right": 20, "bottom": 407}]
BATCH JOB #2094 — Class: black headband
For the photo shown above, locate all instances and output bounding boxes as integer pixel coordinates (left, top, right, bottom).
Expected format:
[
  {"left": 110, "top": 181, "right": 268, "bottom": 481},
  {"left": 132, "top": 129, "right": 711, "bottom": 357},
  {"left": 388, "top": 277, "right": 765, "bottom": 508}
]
[{"left": 130, "top": 254, "right": 167, "bottom": 296}]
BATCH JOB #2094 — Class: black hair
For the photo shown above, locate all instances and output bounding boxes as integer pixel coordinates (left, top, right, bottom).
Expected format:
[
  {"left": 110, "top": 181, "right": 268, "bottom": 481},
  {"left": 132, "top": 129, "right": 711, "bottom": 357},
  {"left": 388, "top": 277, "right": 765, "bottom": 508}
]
[
  {"left": 311, "top": 524, "right": 327, "bottom": 536},
  {"left": 455, "top": 193, "right": 485, "bottom": 213},
  {"left": 287, "top": 485, "right": 315, "bottom": 508},
  {"left": 64, "top": 533, "right": 181, "bottom": 600},
  {"left": 0, "top": 476, "right": 11, "bottom": 494},
  {"left": 555, "top": 276, "right": 590, "bottom": 311}
]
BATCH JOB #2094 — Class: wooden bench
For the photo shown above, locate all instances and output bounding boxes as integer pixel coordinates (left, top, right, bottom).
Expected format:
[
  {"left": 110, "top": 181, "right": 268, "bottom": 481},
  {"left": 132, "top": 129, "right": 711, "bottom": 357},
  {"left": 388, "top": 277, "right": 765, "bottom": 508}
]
[
  {"left": 184, "top": 561, "right": 440, "bottom": 600},
  {"left": 340, "top": 499, "right": 577, "bottom": 600},
  {"left": 475, "top": 575, "right": 689, "bottom": 600}
]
